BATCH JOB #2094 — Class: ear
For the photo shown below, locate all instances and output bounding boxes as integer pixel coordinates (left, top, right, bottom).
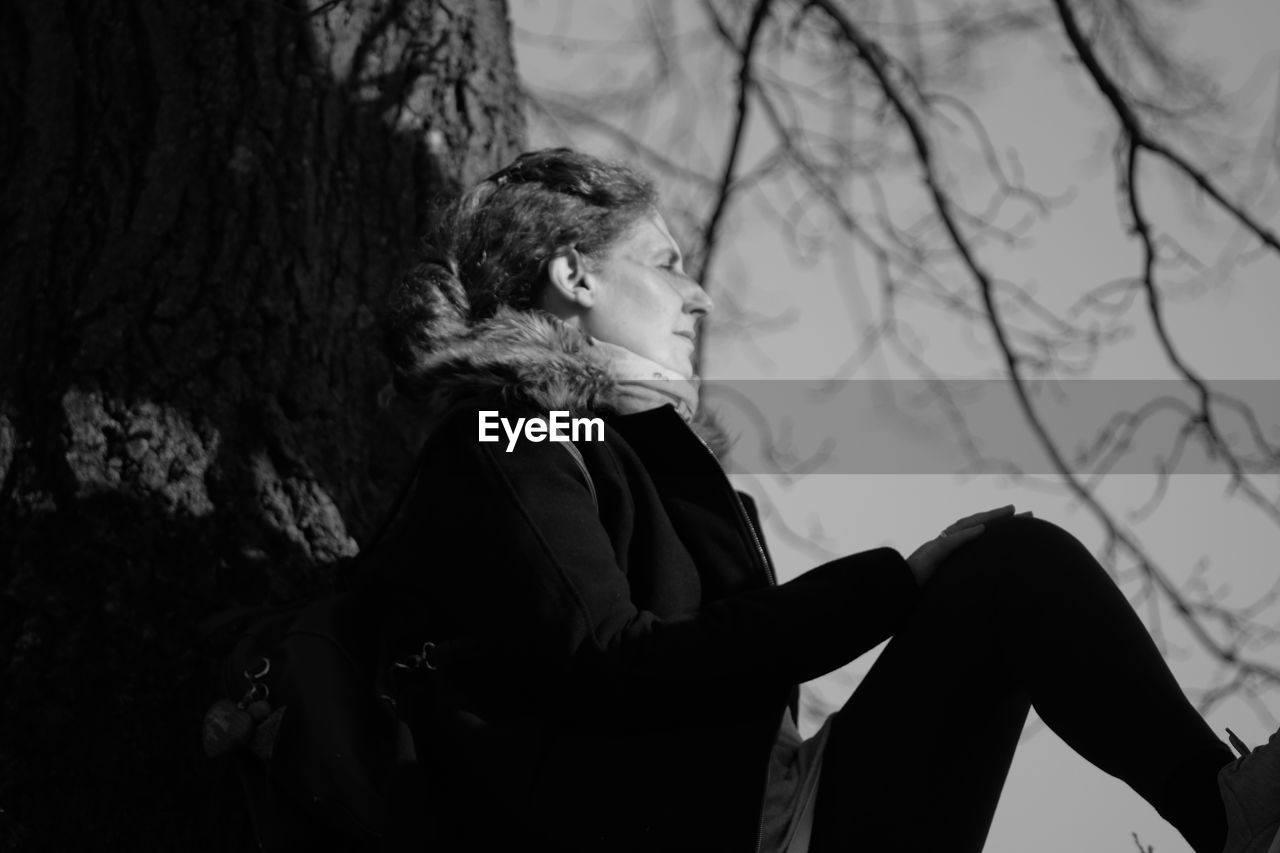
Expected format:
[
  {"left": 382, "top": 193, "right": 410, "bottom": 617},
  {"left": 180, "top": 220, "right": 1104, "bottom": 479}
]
[{"left": 544, "top": 246, "right": 598, "bottom": 309}]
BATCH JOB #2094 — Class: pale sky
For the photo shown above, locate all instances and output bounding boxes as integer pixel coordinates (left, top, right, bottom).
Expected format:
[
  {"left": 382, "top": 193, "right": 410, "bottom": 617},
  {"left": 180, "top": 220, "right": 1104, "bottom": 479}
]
[{"left": 511, "top": 2, "right": 1280, "bottom": 850}]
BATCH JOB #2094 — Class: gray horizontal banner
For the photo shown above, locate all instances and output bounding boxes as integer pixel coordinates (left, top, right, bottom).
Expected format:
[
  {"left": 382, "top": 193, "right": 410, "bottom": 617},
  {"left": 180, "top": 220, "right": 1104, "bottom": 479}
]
[{"left": 698, "top": 379, "right": 1280, "bottom": 475}]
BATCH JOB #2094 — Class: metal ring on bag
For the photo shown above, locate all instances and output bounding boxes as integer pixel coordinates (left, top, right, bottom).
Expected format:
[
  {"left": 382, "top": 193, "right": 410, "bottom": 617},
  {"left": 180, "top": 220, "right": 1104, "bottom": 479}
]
[
  {"left": 420, "top": 641, "right": 439, "bottom": 671},
  {"left": 244, "top": 656, "right": 271, "bottom": 681}
]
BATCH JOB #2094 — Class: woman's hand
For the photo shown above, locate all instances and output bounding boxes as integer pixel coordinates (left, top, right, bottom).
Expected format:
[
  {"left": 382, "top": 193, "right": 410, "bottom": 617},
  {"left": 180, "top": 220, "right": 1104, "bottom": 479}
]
[{"left": 906, "top": 505, "right": 1032, "bottom": 587}]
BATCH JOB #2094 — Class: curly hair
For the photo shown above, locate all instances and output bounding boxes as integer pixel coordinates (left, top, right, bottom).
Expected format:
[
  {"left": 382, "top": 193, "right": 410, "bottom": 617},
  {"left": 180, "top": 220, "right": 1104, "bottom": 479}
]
[{"left": 383, "top": 148, "right": 658, "bottom": 388}]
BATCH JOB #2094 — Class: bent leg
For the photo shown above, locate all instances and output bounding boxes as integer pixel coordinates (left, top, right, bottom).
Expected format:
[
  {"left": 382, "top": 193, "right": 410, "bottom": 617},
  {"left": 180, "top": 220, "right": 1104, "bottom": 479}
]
[{"left": 809, "top": 515, "right": 1231, "bottom": 853}]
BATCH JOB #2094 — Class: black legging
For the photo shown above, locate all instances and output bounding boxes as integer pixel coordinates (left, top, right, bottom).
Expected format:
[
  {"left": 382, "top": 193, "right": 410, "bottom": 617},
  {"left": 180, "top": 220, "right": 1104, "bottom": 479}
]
[{"left": 808, "top": 515, "right": 1234, "bottom": 853}]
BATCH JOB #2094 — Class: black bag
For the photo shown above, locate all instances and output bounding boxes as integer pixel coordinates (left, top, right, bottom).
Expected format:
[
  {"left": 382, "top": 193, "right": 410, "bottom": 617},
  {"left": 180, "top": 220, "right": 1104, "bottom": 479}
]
[
  {"left": 201, "top": 439, "right": 596, "bottom": 851},
  {"left": 202, "top": 587, "right": 435, "bottom": 852},
  {"left": 200, "top": 458, "right": 438, "bottom": 852}
]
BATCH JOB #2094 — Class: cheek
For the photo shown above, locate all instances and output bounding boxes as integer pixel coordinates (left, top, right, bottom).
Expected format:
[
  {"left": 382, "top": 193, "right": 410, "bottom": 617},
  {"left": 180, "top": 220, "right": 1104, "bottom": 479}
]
[
  {"left": 597, "top": 269, "right": 681, "bottom": 350},
  {"left": 619, "top": 279, "right": 669, "bottom": 328},
  {"left": 643, "top": 277, "right": 683, "bottom": 321}
]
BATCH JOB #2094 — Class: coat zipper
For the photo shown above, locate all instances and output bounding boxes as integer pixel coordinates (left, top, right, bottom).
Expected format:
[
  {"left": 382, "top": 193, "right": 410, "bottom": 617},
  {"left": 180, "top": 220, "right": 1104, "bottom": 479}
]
[
  {"left": 692, "top": 434, "right": 776, "bottom": 586},
  {"left": 691, "top": 431, "right": 776, "bottom": 853}
]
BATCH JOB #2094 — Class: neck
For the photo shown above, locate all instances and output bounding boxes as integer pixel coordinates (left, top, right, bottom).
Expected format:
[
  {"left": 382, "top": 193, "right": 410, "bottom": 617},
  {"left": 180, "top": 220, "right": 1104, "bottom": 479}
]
[{"left": 588, "top": 338, "right": 700, "bottom": 422}]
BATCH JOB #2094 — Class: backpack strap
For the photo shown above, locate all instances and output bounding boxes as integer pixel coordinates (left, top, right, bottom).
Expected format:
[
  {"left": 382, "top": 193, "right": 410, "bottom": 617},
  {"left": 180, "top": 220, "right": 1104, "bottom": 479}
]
[
  {"left": 367, "top": 449, "right": 434, "bottom": 553},
  {"left": 556, "top": 439, "right": 596, "bottom": 511},
  {"left": 364, "top": 437, "right": 600, "bottom": 676},
  {"left": 379, "top": 434, "right": 596, "bottom": 549}
]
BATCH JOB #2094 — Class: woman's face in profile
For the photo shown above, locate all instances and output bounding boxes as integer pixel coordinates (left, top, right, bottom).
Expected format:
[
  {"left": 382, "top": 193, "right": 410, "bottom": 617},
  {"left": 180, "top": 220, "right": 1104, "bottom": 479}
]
[{"left": 583, "top": 212, "right": 713, "bottom": 378}]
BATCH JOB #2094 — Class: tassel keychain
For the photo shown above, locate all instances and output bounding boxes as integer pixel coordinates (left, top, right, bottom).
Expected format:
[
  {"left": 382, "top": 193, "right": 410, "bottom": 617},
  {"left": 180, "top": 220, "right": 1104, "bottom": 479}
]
[
  {"left": 202, "top": 658, "right": 277, "bottom": 758},
  {"left": 202, "top": 698, "right": 253, "bottom": 757}
]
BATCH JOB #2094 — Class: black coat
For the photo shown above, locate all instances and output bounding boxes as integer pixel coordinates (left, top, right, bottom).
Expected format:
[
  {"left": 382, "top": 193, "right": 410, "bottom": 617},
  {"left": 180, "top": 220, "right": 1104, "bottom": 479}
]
[
  {"left": 379, "top": 386, "right": 919, "bottom": 851},
  {"left": 376, "top": 306, "right": 919, "bottom": 850}
]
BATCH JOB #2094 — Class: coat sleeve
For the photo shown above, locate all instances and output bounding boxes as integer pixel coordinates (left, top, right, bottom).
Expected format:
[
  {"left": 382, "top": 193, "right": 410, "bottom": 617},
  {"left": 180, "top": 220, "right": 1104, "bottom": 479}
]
[{"left": 452, "top": 408, "right": 920, "bottom": 712}]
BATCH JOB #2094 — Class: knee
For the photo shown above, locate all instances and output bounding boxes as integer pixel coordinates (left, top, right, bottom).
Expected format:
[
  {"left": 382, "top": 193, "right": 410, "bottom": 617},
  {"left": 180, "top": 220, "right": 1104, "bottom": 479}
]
[
  {"left": 981, "top": 514, "right": 1076, "bottom": 550},
  {"left": 945, "top": 514, "right": 1098, "bottom": 588}
]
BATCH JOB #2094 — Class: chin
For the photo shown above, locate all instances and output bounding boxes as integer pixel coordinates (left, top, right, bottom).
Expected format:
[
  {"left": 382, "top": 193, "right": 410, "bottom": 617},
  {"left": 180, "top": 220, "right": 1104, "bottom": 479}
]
[
  {"left": 670, "top": 359, "right": 696, "bottom": 380},
  {"left": 667, "top": 347, "right": 696, "bottom": 379},
  {"left": 653, "top": 359, "right": 689, "bottom": 380}
]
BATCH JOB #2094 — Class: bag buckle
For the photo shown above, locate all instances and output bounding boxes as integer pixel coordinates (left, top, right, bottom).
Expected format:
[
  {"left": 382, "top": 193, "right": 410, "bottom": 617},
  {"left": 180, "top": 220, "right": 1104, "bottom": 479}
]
[{"left": 393, "top": 641, "right": 440, "bottom": 672}]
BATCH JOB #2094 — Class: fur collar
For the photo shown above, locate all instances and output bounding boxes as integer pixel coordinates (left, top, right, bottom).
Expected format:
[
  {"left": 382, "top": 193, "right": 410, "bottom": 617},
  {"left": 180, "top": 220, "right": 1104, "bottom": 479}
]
[{"left": 397, "top": 306, "right": 731, "bottom": 457}]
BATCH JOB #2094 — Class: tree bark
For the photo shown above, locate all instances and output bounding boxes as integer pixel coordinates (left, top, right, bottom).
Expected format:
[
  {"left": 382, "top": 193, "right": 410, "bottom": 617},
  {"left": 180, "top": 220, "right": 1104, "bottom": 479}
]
[{"left": 0, "top": 0, "right": 523, "bottom": 847}]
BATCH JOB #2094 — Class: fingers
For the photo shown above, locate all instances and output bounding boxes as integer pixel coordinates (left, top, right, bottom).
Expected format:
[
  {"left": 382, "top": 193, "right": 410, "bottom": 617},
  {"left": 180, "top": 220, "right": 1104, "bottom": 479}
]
[
  {"left": 939, "top": 505, "right": 1038, "bottom": 541},
  {"left": 943, "top": 505, "right": 1015, "bottom": 535},
  {"left": 935, "top": 523, "right": 985, "bottom": 557},
  {"left": 940, "top": 507, "right": 1036, "bottom": 540}
]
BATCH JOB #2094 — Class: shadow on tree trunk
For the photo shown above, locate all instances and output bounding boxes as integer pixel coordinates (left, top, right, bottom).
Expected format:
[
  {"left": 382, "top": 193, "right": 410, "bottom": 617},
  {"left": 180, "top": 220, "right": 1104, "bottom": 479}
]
[{"left": 0, "top": 0, "right": 524, "bottom": 848}]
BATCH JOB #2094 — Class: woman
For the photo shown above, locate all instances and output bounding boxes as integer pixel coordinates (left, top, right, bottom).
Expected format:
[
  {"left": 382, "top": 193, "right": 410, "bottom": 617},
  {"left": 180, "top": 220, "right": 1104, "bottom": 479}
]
[{"left": 378, "top": 147, "right": 1279, "bottom": 852}]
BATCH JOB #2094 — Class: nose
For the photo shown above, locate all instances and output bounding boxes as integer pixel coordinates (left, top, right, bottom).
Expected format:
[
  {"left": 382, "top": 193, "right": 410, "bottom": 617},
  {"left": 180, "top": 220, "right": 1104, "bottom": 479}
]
[{"left": 684, "top": 279, "right": 713, "bottom": 317}]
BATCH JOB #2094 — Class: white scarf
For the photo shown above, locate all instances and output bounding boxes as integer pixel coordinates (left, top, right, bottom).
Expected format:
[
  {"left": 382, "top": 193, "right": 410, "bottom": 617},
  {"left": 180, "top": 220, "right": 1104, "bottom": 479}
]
[{"left": 588, "top": 338, "right": 701, "bottom": 423}]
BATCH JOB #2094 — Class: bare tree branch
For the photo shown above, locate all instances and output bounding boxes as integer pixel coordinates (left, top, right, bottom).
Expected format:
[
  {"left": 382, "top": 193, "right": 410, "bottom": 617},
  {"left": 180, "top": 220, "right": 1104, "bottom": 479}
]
[
  {"left": 810, "top": 0, "right": 1280, "bottom": 688},
  {"left": 696, "top": 0, "right": 774, "bottom": 287},
  {"left": 514, "top": 0, "right": 1280, "bottom": 709},
  {"left": 1053, "top": 0, "right": 1280, "bottom": 254}
]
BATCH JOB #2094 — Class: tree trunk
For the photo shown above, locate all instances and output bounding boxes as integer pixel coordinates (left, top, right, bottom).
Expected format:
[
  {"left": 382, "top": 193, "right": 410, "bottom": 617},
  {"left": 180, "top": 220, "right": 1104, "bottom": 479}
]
[{"left": 0, "top": 0, "right": 523, "bottom": 847}]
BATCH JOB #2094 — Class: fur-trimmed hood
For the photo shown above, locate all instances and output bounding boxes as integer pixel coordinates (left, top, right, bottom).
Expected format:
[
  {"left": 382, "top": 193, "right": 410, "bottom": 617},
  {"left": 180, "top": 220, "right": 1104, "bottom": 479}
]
[{"left": 394, "top": 305, "right": 731, "bottom": 456}]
